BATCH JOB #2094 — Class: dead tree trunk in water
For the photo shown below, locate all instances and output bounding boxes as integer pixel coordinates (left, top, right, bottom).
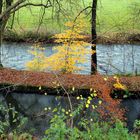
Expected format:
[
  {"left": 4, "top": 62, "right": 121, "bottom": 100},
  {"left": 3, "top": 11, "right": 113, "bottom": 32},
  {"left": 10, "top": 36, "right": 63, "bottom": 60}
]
[{"left": 91, "top": 0, "right": 97, "bottom": 74}]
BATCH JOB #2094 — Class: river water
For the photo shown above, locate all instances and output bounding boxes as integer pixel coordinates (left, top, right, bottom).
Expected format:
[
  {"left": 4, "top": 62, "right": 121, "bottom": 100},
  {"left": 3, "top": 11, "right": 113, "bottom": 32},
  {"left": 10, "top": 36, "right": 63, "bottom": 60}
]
[
  {"left": 1, "top": 43, "right": 140, "bottom": 75},
  {"left": 0, "top": 93, "right": 140, "bottom": 136}
]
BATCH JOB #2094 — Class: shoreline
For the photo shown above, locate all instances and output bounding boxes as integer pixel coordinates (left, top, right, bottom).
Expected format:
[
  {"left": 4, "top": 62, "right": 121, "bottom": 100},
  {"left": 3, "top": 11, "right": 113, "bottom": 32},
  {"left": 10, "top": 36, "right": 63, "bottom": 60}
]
[{"left": 3, "top": 30, "right": 140, "bottom": 45}]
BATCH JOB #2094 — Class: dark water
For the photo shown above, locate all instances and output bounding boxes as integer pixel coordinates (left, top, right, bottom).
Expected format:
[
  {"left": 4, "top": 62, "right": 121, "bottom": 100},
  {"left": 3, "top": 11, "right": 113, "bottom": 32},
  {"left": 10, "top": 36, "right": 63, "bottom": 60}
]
[
  {"left": 0, "top": 93, "right": 78, "bottom": 136},
  {"left": 1, "top": 43, "right": 140, "bottom": 75},
  {"left": 1, "top": 93, "right": 140, "bottom": 136}
]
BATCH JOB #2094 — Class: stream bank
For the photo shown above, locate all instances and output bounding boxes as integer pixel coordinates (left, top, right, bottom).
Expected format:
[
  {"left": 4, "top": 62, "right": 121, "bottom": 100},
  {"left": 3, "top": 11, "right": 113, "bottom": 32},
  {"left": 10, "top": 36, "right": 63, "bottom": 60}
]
[{"left": 3, "top": 30, "right": 140, "bottom": 45}]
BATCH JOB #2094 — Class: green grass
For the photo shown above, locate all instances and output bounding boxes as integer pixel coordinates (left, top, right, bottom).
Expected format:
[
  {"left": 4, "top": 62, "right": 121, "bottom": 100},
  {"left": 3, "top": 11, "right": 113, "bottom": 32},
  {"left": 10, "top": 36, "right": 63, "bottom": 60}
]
[
  {"left": 97, "top": 0, "right": 140, "bottom": 33},
  {"left": 7, "top": 0, "right": 140, "bottom": 35}
]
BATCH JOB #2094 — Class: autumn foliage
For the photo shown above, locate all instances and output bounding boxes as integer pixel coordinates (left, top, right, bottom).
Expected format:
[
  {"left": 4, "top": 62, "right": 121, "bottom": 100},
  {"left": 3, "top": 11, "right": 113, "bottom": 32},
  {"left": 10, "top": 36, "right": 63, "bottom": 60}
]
[
  {"left": 26, "top": 45, "right": 46, "bottom": 71},
  {"left": 26, "top": 19, "right": 93, "bottom": 73},
  {"left": 77, "top": 74, "right": 125, "bottom": 123},
  {"left": 96, "top": 77, "right": 125, "bottom": 122}
]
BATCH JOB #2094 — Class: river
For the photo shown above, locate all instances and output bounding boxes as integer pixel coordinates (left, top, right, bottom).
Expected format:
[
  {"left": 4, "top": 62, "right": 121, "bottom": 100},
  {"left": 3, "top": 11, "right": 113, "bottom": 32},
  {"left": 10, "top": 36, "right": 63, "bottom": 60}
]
[{"left": 1, "top": 43, "right": 140, "bottom": 75}]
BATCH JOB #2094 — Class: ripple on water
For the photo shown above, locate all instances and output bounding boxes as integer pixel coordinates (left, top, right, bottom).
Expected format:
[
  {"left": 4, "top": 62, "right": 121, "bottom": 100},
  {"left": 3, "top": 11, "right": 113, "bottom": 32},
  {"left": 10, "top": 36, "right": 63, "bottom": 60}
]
[{"left": 1, "top": 43, "right": 140, "bottom": 75}]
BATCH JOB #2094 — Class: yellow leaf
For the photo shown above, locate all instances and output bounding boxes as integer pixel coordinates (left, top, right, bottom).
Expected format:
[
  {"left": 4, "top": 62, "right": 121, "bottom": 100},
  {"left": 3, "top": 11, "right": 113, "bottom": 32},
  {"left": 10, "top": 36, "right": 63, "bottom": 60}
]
[{"left": 72, "top": 87, "right": 75, "bottom": 91}]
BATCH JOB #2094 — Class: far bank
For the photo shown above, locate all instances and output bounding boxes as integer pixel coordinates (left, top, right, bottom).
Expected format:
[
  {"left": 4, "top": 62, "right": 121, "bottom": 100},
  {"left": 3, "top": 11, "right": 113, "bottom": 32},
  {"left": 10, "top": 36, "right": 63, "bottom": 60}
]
[{"left": 3, "top": 29, "right": 140, "bottom": 45}]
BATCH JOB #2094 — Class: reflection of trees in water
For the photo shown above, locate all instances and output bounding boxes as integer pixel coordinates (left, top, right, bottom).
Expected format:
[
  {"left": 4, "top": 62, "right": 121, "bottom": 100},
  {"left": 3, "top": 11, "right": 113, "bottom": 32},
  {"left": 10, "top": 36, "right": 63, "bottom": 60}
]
[
  {"left": 122, "top": 98, "right": 140, "bottom": 132},
  {"left": 98, "top": 45, "right": 139, "bottom": 75},
  {"left": 0, "top": 88, "right": 140, "bottom": 134},
  {"left": 1, "top": 43, "right": 140, "bottom": 75},
  {"left": 0, "top": 91, "right": 73, "bottom": 135},
  {"left": 2, "top": 93, "right": 30, "bottom": 131},
  {"left": 1, "top": 92, "right": 46, "bottom": 133}
]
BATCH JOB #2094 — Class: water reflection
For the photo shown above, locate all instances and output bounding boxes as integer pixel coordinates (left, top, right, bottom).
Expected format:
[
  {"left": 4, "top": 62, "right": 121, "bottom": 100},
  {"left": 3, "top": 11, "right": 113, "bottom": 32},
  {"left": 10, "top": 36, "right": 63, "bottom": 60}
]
[
  {"left": 1, "top": 93, "right": 140, "bottom": 136},
  {"left": 1, "top": 43, "right": 140, "bottom": 75}
]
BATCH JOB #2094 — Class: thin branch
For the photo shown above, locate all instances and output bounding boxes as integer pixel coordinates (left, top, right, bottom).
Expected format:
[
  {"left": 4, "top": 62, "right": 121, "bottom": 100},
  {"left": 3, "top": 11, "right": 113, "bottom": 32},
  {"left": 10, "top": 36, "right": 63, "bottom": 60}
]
[
  {"left": 10, "top": 1, "right": 52, "bottom": 14},
  {"left": 36, "top": 7, "right": 46, "bottom": 33},
  {"left": 52, "top": 71, "right": 74, "bottom": 128},
  {"left": 73, "top": 6, "right": 92, "bottom": 23}
]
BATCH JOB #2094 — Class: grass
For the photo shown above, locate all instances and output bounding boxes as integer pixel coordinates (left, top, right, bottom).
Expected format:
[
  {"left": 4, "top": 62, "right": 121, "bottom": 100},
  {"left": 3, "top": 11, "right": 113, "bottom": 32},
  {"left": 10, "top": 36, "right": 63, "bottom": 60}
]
[
  {"left": 5, "top": 0, "right": 140, "bottom": 43},
  {"left": 97, "top": 0, "right": 140, "bottom": 32}
]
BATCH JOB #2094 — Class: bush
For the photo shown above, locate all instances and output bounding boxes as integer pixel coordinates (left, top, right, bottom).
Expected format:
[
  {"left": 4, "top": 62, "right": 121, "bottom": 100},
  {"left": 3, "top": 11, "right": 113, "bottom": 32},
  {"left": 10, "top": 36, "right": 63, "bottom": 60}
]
[
  {"left": 42, "top": 93, "right": 137, "bottom": 140},
  {"left": 43, "top": 114, "right": 138, "bottom": 140}
]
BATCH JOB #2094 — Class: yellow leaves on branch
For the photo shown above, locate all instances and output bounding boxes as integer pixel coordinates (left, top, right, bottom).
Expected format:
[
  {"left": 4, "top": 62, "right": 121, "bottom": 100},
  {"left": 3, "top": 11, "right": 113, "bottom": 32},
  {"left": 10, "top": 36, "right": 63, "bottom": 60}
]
[
  {"left": 45, "top": 19, "right": 93, "bottom": 73},
  {"left": 113, "top": 76, "right": 127, "bottom": 90},
  {"left": 26, "top": 44, "right": 46, "bottom": 71},
  {"left": 26, "top": 18, "right": 95, "bottom": 73}
]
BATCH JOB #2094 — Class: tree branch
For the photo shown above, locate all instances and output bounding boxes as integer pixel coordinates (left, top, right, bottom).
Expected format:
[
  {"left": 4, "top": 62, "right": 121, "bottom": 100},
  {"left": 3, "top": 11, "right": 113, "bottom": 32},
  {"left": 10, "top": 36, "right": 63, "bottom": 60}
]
[
  {"left": 10, "top": 1, "right": 52, "bottom": 14},
  {"left": 0, "top": 0, "right": 25, "bottom": 20},
  {"left": 0, "top": 0, "right": 52, "bottom": 20}
]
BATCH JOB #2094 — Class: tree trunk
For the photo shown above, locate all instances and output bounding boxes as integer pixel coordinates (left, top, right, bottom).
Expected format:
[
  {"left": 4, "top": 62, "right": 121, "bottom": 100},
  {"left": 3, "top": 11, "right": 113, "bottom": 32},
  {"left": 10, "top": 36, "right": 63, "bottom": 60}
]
[
  {"left": 0, "top": 19, "right": 9, "bottom": 67},
  {"left": 0, "top": 19, "right": 6, "bottom": 67},
  {"left": 0, "top": 20, "right": 8, "bottom": 67},
  {"left": 91, "top": 0, "right": 97, "bottom": 74},
  {"left": 0, "top": 24, "right": 3, "bottom": 67},
  {"left": 0, "top": 0, "right": 2, "bottom": 14},
  {"left": 0, "top": 0, "right": 3, "bottom": 67},
  {"left": 0, "top": 0, "right": 13, "bottom": 67}
]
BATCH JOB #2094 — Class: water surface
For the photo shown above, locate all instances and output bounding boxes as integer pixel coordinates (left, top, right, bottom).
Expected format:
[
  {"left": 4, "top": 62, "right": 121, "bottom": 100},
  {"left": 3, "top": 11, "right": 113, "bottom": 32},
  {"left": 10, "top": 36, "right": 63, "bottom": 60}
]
[{"left": 1, "top": 43, "right": 140, "bottom": 74}]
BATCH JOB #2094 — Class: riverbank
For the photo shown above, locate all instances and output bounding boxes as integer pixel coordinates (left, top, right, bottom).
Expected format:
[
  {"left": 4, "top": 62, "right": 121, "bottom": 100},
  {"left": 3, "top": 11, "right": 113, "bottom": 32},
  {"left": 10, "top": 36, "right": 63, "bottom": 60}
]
[
  {"left": 3, "top": 30, "right": 140, "bottom": 45},
  {"left": 0, "top": 68, "right": 140, "bottom": 97}
]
